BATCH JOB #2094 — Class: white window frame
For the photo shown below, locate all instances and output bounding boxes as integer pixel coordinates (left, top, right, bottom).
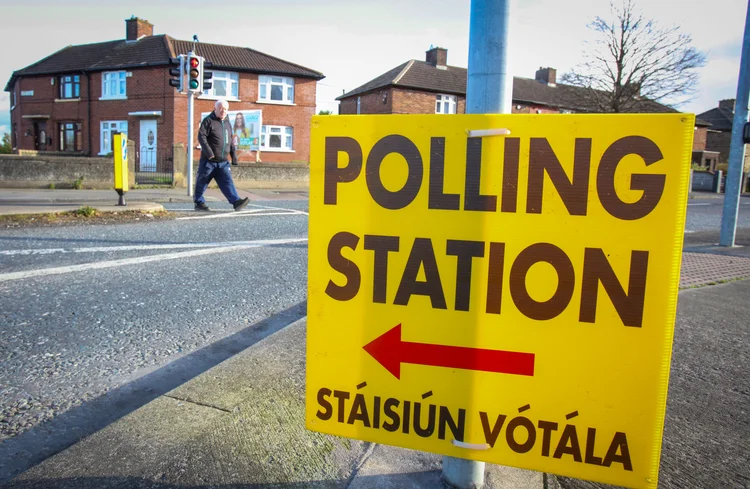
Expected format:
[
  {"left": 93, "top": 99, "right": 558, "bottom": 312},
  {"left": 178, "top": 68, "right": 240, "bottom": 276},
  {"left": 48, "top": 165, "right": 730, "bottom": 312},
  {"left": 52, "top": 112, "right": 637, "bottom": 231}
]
[
  {"left": 202, "top": 70, "right": 240, "bottom": 100},
  {"left": 101, "top": 71, "right": 127, "bottom": 100},
  {"left": 258, "top": 75, "right": 295, "bottom": 105},
  {"left": 100, "top": 121, "right": 128, "bottom": 155},
  {"left": 435, "top": 94, "right": 457, "bottom": 114},
  {"left": 260, "top": 125, "right": 294, "bottom": 152}
]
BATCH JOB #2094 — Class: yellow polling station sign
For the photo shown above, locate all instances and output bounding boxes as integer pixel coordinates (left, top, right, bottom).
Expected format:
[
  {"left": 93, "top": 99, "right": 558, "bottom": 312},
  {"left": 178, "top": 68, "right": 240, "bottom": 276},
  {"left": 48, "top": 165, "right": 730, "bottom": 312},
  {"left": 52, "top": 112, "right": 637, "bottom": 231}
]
[
  {"left": 305, "top": 113, "right": 693, "bottom": 489},
  {"left": 113, "top": 132, "right": 128, "bottom": 193}
]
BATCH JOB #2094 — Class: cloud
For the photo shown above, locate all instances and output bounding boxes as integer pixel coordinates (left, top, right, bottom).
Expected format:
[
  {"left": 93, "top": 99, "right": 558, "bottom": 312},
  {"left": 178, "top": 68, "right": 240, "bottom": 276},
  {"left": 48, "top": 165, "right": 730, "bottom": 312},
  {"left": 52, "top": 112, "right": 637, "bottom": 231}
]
[{"left": 0, "top": 125, "right": 9, "bottom": 135}]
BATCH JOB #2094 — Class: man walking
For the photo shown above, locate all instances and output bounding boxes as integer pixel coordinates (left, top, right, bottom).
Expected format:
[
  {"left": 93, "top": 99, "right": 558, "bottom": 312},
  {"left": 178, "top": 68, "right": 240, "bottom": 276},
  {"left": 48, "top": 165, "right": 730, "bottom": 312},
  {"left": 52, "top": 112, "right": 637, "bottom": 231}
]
[{"left": 194, "top": 99, "right": 250, "bottom": 211}]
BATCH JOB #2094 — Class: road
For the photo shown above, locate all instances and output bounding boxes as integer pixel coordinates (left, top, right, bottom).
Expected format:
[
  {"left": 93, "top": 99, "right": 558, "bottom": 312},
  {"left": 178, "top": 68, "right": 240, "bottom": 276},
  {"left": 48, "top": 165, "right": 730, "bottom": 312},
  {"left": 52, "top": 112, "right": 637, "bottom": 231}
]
[
  {"left": 0, "top": 200, "right": 309, "bottom": 482},
  {"left": 685, "top": 195, "right": 750, "bottom": 232},
  {"left": 0, "top": 195, "right": 747, "bottom": 484}
]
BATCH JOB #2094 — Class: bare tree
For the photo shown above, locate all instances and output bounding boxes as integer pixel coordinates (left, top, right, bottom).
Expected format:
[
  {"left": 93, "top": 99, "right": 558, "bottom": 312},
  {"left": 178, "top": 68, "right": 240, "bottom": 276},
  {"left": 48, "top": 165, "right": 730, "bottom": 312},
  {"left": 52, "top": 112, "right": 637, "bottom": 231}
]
[{"left": 561, "top": 0, "right": 706, "bottom": 112}]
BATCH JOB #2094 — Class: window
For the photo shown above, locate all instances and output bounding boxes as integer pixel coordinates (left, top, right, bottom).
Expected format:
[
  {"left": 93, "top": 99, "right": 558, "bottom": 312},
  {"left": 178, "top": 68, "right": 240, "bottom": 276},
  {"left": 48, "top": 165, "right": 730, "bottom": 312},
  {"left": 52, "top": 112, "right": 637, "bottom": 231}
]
[
  {"left": 58, "top": 122, "right": 82, "bottom": 152},
  {"left": 357, "top": 97, "right": 361, "bottom": 114},
  {"left": 59, "top": 75, "right": 80, "bottom": 99},
  {"left": 12, "top": 123, "right": 17, "bottom": 149},
  {"left": 435, "top": 94, "right": 456, "bottom": 114},
  {"left": 205, "top": 71, "right": 239, "bottom": 99},
  {"left": 260, "top": 125, "right": 293, "bottom": 151},
  {"left": 10, "top": 89, "right": 15, "bottom": 109},
  {"left": 102, "top": 71, "right": 127, "bottom": 99},
  {"left": 100, "top": 121, "right": 128, "bottom": 154},
  {"left": 258, "top": 75, "right": 294, "bottom": 104}
]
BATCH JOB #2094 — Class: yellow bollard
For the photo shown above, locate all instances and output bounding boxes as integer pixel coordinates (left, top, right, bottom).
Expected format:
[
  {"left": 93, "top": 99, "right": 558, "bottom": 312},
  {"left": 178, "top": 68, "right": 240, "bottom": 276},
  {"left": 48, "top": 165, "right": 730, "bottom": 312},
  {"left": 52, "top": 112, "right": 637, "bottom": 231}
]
[{"left": 113, "top": 133, "right": 129, "bottom": 206}]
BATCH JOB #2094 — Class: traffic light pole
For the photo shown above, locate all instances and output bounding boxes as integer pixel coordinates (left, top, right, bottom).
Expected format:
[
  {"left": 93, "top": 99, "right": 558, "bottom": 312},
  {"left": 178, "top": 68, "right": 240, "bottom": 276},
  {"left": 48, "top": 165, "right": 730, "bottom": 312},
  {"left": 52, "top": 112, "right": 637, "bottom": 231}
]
[
  {"left": 441, "top": 1, "right": 510, "bottom": 488},
  {"left": 170, "top": 50, "right": 211, "bottom": 199},
  {"left": 187, "top": 89, "right": 195, "bottom": 198}
]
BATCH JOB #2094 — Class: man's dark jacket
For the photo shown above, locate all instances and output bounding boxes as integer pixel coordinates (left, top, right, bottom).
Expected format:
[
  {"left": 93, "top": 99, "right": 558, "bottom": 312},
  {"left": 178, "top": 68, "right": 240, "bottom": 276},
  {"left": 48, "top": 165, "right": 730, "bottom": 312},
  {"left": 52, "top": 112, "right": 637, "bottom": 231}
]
[{"left": 198, "top": 112, "right": 237, "bottom": 164}]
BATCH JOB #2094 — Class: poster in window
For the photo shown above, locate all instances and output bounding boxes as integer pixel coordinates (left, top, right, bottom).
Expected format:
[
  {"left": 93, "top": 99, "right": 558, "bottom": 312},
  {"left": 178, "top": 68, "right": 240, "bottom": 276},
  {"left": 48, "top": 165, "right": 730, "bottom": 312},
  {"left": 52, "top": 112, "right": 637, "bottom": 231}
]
[{"left": 201, "top": 109, "right": 262, "bottom": 153}]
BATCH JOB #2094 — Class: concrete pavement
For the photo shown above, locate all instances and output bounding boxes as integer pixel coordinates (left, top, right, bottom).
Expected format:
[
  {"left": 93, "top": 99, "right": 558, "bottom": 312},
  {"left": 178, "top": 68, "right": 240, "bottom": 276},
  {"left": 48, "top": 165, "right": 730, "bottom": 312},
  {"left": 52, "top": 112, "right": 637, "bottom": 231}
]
[
  {"left": 4, "top": 280, "right": 750, "bottom": 489},
  {"left": 2, "top": 318, "right": 543, "bottom": 489},
  {"left": 0, "top": 188, "right": 310, "bottom": 216}
]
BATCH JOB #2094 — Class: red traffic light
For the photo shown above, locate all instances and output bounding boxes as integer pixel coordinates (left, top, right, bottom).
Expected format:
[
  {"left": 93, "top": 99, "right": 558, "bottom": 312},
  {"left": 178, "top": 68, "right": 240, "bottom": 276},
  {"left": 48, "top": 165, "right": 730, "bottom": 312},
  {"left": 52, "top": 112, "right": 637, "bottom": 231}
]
[{"left": 189, "top": 57, "right": 200, "bottom": 69}]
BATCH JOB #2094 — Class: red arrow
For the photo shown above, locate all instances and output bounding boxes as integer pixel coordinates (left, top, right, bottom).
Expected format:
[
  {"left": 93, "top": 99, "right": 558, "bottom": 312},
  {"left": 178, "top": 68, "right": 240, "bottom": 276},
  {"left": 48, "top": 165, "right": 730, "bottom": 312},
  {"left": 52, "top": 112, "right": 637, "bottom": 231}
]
[{"left": 362, "top": 324, "right": 535, "bottom": 380}]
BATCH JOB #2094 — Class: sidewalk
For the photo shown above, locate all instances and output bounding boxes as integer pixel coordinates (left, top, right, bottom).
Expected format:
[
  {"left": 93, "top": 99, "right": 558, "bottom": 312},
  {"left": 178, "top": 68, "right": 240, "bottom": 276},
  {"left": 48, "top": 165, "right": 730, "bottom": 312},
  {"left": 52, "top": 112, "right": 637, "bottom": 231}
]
[
  {"left": 4, "top": 276, "right": 750, "bottom": 489},
  {"left": 2, "top": 317, "right": 543, "bottom": 489},
  {"left": 0, "top": 188, "right": 310, "bottom": 216}
]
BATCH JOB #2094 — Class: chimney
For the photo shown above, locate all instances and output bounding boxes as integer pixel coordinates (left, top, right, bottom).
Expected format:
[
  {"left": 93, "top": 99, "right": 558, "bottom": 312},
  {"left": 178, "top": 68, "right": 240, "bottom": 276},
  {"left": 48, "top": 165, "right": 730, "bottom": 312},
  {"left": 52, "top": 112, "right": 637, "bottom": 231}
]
[
  {"left": 126, "top": 16, "right": 153, "bottom": 41},
  {"left": 719, "top": 99, "right": 736, "bottom": 112},
  {"left": 535, "top": 67, "right": 556, "bottom": 86},
  {"left": 426, "top": 46, "right": 448, "bottom": 70}
]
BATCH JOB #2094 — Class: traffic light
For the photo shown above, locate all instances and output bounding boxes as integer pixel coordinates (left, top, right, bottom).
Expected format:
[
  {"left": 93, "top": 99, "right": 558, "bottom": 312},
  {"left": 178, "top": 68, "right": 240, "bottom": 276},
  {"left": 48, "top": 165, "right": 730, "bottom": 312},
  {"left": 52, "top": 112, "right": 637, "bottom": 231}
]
[
  {"left": 168, "top": 56, "right": 184, "bottom": 92},
  {"left": 203, "top": 60, "right": 213, "bottom": 92},
  {"left": 187, "top": 55, "right": 202, "bottom": 93}
]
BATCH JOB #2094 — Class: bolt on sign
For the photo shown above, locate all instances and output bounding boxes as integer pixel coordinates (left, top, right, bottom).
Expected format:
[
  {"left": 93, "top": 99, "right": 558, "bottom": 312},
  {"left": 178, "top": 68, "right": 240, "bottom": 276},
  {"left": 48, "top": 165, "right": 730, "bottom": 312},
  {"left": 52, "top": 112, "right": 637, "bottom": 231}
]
[{"left": 306, "top": 113, "right": 693, "bottom": 489}]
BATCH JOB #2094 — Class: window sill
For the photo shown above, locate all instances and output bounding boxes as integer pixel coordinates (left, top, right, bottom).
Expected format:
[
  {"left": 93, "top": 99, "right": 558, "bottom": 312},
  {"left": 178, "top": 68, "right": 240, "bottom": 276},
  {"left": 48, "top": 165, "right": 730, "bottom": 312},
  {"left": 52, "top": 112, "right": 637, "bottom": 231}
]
[
  {"left": 260, "top": 148, "right": 295, "bottom": 153},
  {"left": 256, "top": 100, "right": 296, "bottom": 106},
  {"left": 99, "top": 96, "right": 127, "bottom": 101},
  {"left": 198, "top": 95, "right": 241, "bottom": 102},
  {"left": 10, "top": 105, "right": 15, "bottom": 111},
  {"left": 55, "top": 98, "right": 81, "bottom": 103}
]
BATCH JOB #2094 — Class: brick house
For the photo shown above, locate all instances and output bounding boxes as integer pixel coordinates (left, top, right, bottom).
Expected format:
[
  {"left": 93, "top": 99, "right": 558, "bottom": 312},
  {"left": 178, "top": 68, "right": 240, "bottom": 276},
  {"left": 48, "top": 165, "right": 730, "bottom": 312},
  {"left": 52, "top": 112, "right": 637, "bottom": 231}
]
[
  {"left": 4, "top": 16, "right": 324, "bottom": 172},
  {"left": 691, "top": 118, "right": 720, "bottom": 171},
  {"left": 696, "top": 99, "right": 750, "bottom": 170},
  {"left": 338, "top": 47, "right": 679, "bottom": 117}
]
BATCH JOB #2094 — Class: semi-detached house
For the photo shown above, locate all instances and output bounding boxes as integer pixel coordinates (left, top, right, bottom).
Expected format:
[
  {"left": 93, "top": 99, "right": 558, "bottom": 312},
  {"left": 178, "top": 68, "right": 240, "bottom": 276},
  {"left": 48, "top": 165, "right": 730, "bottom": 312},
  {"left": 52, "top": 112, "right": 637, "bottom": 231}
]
[{"left": 4, "top": 16, "right": 324, "bottom": 175}]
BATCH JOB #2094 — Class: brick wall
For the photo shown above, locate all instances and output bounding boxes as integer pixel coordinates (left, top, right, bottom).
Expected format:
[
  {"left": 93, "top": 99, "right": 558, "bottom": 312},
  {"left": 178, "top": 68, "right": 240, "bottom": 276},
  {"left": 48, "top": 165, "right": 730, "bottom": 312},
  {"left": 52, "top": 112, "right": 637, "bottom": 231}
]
[
  {"left": 341, "top": 88, "right": 570, "bottom": 115},
  {"left": 707, "top": 131, "right": 731, "bottom": 162},
  {"left": 338, "top": 89, "right": 393, "bottom": 114},
  {"left": 10, "top": 68, "right": 317, "bottom": 166},
  {"left": 693, "top": 126, "right": 708, "bottom": 151},
  {"left": 11, "top": 74, "right": 92, "bottom": 154},
  {"left": 392, "top": 88, "right": 440, "bottom": 114},
  {"left": 511, "top": 103, "right": 560, "bottom": 114},
  {"left": 179, "top": 72, "right": 316, "bottom": 165}
]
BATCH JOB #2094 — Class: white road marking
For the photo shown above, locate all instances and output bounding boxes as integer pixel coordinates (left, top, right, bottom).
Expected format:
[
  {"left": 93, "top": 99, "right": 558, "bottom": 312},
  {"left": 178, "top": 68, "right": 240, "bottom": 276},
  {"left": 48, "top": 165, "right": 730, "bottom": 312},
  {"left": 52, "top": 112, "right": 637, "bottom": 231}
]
[
  {"left": 0, "top": 238, "right": 307, "bottom": 282},
  {"left": 0, "top": 239, "right": 307, "bottom": 256},
  {"left": 176, "top": 210, "right": 306, "bottom": 221},
  {"left": 248, "top": 203, "right": 310, "bottom": 216}
]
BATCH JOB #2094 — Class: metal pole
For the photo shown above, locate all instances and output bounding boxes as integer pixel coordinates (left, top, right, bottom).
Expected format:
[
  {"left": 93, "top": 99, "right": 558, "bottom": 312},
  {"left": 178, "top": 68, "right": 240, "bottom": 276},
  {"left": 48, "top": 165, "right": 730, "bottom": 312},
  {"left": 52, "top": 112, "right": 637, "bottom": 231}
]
[
  {"left": 442, "top": 1, "right": 510, "bottom": 488},
  {"left": 187, "top": 78, "right": 195, "bottom": 198},
  {"left": 720, "top": 0, "right": 750, "bottom": 246},
  {"left": 465, "top": 0, "right": 512, "bottom": 114}
]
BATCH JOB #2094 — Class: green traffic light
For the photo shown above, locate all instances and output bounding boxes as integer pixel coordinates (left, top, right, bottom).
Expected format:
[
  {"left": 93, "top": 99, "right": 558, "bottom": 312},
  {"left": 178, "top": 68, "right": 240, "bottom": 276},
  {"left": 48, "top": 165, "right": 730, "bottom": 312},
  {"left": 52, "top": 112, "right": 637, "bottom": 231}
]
[{"left": 189, "top": 80, "right": 199, "bottom": 89}]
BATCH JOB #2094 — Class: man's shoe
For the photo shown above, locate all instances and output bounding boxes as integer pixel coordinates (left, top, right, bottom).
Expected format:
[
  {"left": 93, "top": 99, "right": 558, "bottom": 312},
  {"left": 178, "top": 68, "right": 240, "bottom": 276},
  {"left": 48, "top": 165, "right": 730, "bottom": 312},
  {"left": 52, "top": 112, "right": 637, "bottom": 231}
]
[
  {"left": 195, "top": 202, "right": 210, "bottom": 211},
  {"left": 233, "top": 197, "right": 250, "bottom": 211}
]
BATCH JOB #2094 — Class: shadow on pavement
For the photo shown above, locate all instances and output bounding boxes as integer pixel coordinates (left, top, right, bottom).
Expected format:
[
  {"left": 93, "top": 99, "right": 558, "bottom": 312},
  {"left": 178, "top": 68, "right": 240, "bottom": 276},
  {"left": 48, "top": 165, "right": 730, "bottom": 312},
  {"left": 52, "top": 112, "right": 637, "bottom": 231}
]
[
  {"left": 4, "top": 469, "right": 443, "bottom": 489},
  {"left": 0, "top": 301, "right": 307, "bottom": 485}
]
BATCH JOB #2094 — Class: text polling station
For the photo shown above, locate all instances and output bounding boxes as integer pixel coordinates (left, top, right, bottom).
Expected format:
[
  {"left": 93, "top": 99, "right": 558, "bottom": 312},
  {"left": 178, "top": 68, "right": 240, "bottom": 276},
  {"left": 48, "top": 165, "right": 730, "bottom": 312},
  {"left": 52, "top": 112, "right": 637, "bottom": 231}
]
[{"left": 306, "top": 113, "right": 693, "bottom": 489}]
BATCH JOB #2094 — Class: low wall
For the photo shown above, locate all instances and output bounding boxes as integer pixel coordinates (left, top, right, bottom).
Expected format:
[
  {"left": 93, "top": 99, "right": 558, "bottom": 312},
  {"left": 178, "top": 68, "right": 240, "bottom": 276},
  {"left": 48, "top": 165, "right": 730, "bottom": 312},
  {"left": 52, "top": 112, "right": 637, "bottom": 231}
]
[
  {"left": 172, "top": 150, "right": 308, "bottom": 189},
  {"left": 0, "top": 151, "right": 308, "bottom": 190},
  {"left": 230, "top": 163, "right": 309, "bottom": 188},
  {"left": 0, "top": 154, "right": 123, "bottom": 189}
]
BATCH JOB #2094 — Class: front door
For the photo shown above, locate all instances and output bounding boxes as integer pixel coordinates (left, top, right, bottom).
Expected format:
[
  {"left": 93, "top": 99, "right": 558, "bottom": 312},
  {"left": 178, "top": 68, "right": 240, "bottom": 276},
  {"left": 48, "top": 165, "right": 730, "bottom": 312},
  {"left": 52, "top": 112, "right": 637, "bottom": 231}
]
[
  {"left": 139, "top": 120, "right": 157, "bottom": 171},
  {"left": 33, "top": 121, "right": 47, "bottom": 151}
]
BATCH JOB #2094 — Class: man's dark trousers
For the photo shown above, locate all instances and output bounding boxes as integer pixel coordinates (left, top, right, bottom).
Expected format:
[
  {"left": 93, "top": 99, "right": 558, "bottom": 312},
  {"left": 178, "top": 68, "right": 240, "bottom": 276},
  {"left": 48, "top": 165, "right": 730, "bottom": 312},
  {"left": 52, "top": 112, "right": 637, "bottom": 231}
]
[{"left": 193, "top": 158, "right": 242, "bottom": 205}]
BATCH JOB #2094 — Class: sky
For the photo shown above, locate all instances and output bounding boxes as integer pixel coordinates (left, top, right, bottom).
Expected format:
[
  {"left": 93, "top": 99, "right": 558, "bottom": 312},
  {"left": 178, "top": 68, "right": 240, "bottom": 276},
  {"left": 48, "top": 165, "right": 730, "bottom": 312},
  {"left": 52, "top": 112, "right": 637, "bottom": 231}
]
[{"left": 0, "top": 0, "right": 747, "bottom": 136}]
